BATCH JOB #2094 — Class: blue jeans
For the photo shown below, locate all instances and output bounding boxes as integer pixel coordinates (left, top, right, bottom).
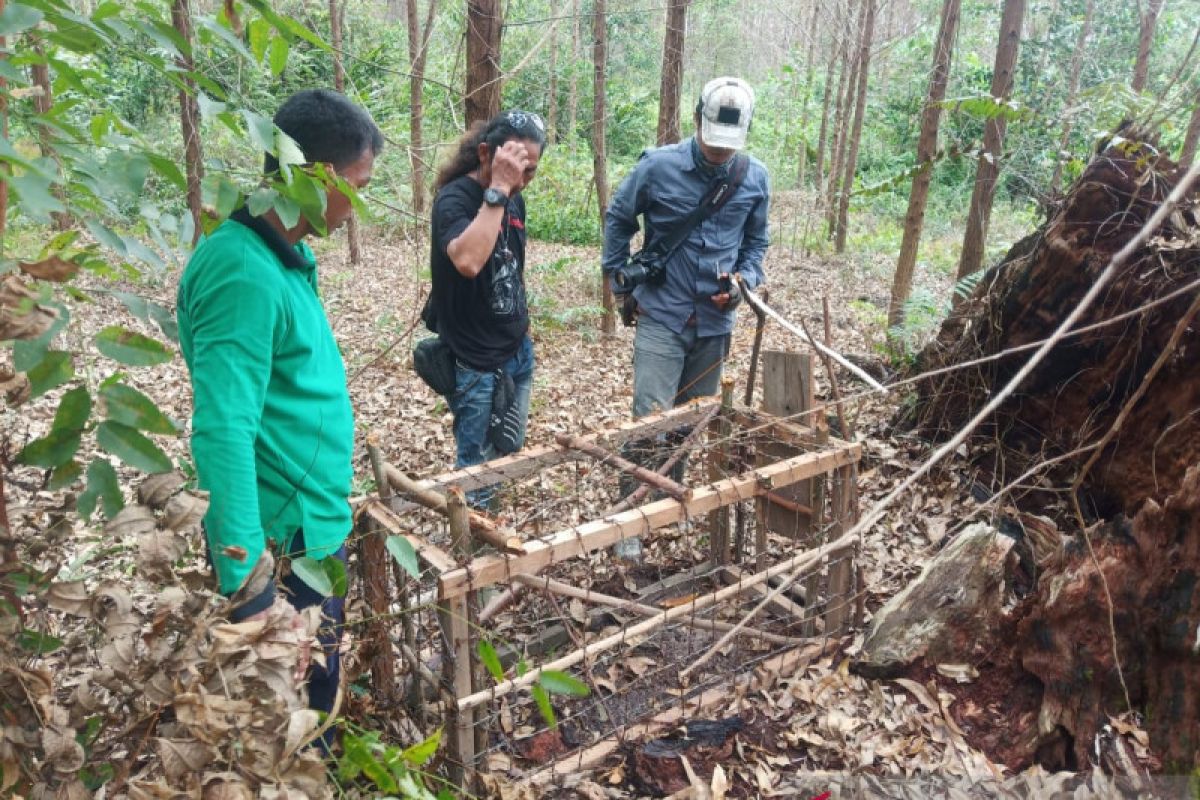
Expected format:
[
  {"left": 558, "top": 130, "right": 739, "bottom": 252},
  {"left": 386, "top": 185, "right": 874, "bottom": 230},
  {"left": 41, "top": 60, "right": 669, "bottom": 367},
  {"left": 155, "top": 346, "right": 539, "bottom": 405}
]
[
  {"left": 449, "top": 336, "right": 534, "bottom": 469},
  {"left": 632, "top": 316, "right": 729, "bottom": 418}
]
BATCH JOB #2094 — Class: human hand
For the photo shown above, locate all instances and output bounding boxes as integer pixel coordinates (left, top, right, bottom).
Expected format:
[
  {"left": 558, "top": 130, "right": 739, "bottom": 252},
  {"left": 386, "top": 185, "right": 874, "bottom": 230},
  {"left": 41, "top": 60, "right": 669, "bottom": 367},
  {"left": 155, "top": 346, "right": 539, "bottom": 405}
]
[
  {"left": 711, "top": 272, "right": 743, "bottom": 311},
  {"left": 489, "top": 140, "right": 529, "bottom": 196}
]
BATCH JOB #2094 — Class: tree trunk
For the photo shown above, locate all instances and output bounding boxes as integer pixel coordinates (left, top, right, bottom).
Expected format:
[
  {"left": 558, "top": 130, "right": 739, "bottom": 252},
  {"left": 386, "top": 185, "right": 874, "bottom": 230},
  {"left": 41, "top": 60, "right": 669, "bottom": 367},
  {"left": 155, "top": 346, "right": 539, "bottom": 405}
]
[
  {"left": 465, "top": 0, "right": 502, "bottom": 125},
  {"left": 888, "top": 0, "right": 961, "bottom": 328},
  {"left": 656, "top": 0, "right": 689, "bottom": 146},
  {"left": 28, "top": 37, "right": 69, "bottom": 230},
  {"left": 593, "top": 0, "right": 614, "bottom": 336},
  {"left": 1179, "top": 94, "right": 1199, "bottom": 170},
  {"left": 547, "top": 16, "right": 559, "bottom": 142},
  {"left": 0, "top": 0, "right": 7, "bottom": 248},
  {"left": 567, "top": 0, "right": 580, "bottom": 151},
  {"left": 814, "top": 32, "right": 839, "bottom": 193},
  {"left": 912, "top": 145, "right": 1200, "bottom": 773},
  {"left": 172, "top": 0, "right": 203, "bottom": 244},
  {"left": 825, "top": 2, "right": 860, "bottom": 235},
  {"left": 1131, "top": 0, "right": 1165, "bottom": 93},
  {"left": 796, "top": 0, "right": 820, "bottom": 187},
  {"left": 407, "top": 0, "right": 438, "bottom": 215},
  {"left": 955, "top": 0, "right": 1026, "bottom": 281},
  {"left": 833, "top": 0, "right": 876, "bottom": 253},
  {"left": 329, "top": 0, "right": 361, "bottom": 262},
  {"left": 1048, "top": 0, "right": 1094, "bottom": 195}
]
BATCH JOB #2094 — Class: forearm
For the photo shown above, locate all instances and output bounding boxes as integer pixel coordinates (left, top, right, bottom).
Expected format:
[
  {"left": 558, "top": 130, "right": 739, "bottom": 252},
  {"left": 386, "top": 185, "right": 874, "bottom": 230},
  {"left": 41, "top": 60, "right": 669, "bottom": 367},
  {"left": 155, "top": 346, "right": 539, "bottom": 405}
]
[{"left": 446, "top": 204, "right": 506, "bottom": 278}]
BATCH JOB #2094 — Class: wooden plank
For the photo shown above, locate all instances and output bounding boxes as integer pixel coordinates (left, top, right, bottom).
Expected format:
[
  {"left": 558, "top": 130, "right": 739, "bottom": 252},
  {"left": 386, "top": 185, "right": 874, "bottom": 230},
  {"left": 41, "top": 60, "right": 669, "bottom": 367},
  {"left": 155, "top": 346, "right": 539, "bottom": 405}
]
[
  {"left": 760, "top": 351, "right": 817, "bottom": 541},
  {"left": 524, "top": 639, "right": 836, "bottom": 787},
  {"left": 824, "top": 465, "right": 855, "bottom": 636},
  {"left": 388, "top": 402, "right": 715, "bottom": 510},
  {"left": 361, "top": 500, "right": 456, "bottom": 574},
  {"left": 442, "top": 488, "right": 476, "bottom": 783},
  {"left": 438, "top": 443, "right": 862, "bottom": 599},
  {"left": 719, "top": 566, "right": 807, "bottom": 620},
  {"left": 732, "top": 408, "right": 853, "bottom": 451}
]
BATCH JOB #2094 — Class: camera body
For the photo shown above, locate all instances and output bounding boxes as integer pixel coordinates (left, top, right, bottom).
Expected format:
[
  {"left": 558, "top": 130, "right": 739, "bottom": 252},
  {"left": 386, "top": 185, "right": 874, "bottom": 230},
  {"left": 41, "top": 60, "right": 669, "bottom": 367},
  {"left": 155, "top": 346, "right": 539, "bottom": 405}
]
[{"left": 613, "top": 250, "right": 667, "bottom": 292}]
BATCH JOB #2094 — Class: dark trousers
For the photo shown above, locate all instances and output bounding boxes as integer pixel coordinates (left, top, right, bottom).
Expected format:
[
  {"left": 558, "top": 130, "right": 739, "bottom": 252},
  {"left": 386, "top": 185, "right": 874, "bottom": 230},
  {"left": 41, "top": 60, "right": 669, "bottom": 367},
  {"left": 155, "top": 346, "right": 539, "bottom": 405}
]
[{"left": 282, "top": 529, "right": 347, "bottom": 753}]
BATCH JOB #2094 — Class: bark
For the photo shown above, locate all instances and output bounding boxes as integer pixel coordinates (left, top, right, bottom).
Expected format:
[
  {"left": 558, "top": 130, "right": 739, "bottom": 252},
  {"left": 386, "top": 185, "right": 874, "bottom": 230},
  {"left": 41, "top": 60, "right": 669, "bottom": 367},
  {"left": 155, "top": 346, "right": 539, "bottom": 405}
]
[
  {"left": 1048, "top": 0, "right": 1094, "bottom": 195},
  {"left": 567, "top": 0, "right": 580, "bottom": 151},
  {"left": 656, "top": 0, "right": 690, "bottom": 146},
  {"left": 593, "top": 0, "right": 614, "bottom": 336},
  {"left": 954, "top": 0, "right": 1026, "bottom": 281},
  {"left": 814, "top": 32, "right": 839, "bottom": 193},
  {"left": 465, "top": 0, "right": 503, "bottom": 126},
  {"left": 407, "top": 0, "right": 438, "bottom": 215},
  {"left": 1180, "top": 95, "right": 1200, "bottom": 170},
  {"left": 1131, "top": 0, "right": 1165, "bottom": 93},
  {"left": 824, "top": 2, "right": 860, "bottom": 235},
  {"left": 887, "top": 0, "right": 961, "bottom": 328},
  {"left": 547, "top": 16, "right": 559, "bottom": 142},
  {"left": 0, "top": 0, "right": 6, "bottom": 246},
  {"left": 329, "top": 0, "right": 361, "bottom": 263},
  {"left": 911, "top": 146, "right": 1200, "bottom": 771},
  {"left": 796, "top": 0, "right": 820, "bottom": 187},
  {"left": 29, "top": 37, "right": 69, "bottom": 230},
  {"left": 833, "top": 0, "right": 876, "bottom": 253},
  {"left": 172, "top": 0, "right": 203, "bottom": 244}
]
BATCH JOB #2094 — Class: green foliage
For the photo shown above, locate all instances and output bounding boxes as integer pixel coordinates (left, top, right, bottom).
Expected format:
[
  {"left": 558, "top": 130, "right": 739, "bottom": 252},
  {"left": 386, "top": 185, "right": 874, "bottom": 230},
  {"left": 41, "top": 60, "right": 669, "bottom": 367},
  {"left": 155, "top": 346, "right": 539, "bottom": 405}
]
[
  {"left": 386, "top": 535, "right": 421, "bottom": 579},
  {"left": 335, "top": 725, "right": 448, "bottom": 799},
  {"left": 290, "top": 554, "right": 348, "bottom": 598}
]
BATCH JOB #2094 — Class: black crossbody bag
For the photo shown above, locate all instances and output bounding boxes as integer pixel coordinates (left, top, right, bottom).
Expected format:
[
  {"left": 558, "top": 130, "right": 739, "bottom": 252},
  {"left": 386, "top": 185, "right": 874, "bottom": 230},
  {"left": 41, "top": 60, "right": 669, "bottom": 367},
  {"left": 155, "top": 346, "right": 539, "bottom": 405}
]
[{"left": 619, "top": 154, "right": 750, "bottom": 327}]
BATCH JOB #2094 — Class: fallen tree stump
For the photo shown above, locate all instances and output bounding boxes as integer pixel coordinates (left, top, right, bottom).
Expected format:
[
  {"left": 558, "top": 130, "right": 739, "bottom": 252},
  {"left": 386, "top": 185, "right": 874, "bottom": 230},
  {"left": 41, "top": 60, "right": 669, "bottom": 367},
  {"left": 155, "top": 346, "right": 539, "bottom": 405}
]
[{"left": 909, "top": 138, "right": 1200, "bottom": 772}]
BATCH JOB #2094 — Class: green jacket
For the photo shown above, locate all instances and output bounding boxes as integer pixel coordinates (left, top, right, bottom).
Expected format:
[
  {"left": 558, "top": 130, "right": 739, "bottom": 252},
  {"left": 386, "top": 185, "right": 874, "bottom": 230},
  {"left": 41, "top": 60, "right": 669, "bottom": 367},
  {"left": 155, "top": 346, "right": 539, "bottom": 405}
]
[{"left": 177, "top": 214, "right": 354, "bottom": 602}]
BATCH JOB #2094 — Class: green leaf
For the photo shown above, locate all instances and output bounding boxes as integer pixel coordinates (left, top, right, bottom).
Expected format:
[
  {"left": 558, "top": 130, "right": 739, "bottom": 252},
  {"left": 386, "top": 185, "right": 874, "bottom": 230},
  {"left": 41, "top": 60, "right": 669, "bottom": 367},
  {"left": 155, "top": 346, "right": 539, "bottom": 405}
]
[
  {"left": 85, "top": 220, "right": 128, "bottom": 256},
  {"left": 101, "top": 383, "right": 177, "bottom": 434},
  {"left": 17, "top": 628, "right": 63, "bottom": 654},
  {"left": 385, "top": 535, "right": 420, "bottom": 579},
  {"left": 341, "top": 733, "right": 398, "bottom": 792},
  {"left": 17, "top": 428, "right": 81, "bottom": 468},
  {"left": 268, "top": 33, "right": 289, "bottom": 76},
  {"left": 79, "top": 763, "right": 114, "bottom": 792},
  {"left": 96, "top": 421, "right": 172, "bottom": 473},
  {"left": 111, "top": 291, "right": 179, "bottom": 343},
  {"left": 48, "top": 460, "right": 82, "bottom": 490},
  {"left": 95, "top": 326, "right": 171, "bottom": 367},
  {"left": 242, "top": 109, "right": 277, "bottom": 155},
  {"left": 197, "top": 92, "right": 227, "bottom": 120},
  {"left": 539, "top": 670, "right": 590, "bottom": 697},
  {"left": 276, "top": 130, "right": 305, "bottom": 169},
  {"left": 477, "top": 640, "right": 504, "bottom": 682},
  {"left": 322, "top": 556, "right": 347, "bottom": 597},
  {"left": 0, "top": 3, "right": 44, "bottom": 36},
  {"left": 53, "top": 385, "right": 92, "bottom": 432},
  {"left": 27, "top": 351, "right": 74, "bottom": 398},
  {"left": 289, "top": 170, "right": 327, "bottom": 235},
  {"left": 273, "top": 194, "right": 300, "bottom": 229},
  {"left": 248, "top": 17, "right": 270, "bottom": 62},
  {"left": 531, "top": 684, "right": 556, "bottom": 729},
  {"left": 77, "top": 458, "right": 123, "bottom": 521},
  {"left": 12, "top": 302, "right": 68, "bottom": 372},
  {"left": 291, "top": 556, "right": 333, "bottom": 596},
  {"left": 9, "top": 169, "right": 65, "bottom": 221},
  {"left": 400, "top": 728, "right": 441, "bottom": 768},
  {"left": 247, "top": 186, "right": 277, "bottom": 216},
  {"left": 146, "top": 153, "right": 186, "bottom": 191}
]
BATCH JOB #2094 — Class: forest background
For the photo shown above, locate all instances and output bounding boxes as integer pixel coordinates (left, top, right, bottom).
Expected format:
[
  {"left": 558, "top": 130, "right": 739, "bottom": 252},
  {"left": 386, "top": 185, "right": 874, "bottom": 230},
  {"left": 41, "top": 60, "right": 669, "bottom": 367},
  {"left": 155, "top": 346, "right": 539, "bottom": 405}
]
[{"left": 1, "top": 0, "right": 1199, "bottom": 795}]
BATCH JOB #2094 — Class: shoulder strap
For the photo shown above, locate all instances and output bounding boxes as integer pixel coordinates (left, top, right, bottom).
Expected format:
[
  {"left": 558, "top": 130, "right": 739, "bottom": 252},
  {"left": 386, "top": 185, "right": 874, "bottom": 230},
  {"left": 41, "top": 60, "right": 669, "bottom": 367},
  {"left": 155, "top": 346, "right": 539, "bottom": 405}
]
[{"left": 647, "top": 154, "right": 749, "bottom": 263}]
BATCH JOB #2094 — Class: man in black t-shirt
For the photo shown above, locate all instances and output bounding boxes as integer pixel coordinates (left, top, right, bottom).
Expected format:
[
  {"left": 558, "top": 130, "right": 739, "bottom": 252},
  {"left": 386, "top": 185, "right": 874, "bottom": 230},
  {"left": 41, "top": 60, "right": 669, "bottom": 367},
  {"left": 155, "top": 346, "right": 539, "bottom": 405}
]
[{"left": 427, "top": 110, "right": 546, "bottom": 474}]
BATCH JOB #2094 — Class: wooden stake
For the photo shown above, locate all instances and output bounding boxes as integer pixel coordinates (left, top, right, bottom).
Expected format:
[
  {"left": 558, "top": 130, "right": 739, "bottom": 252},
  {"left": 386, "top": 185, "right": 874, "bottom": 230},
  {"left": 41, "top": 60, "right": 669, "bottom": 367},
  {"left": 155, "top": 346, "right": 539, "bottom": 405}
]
[
  {"left": 386, "top": 464, "right": 526, "bottom": 553},
  {"left": 708, "top": 377, "right": 736, "bottom": 565},
  {"left": 554, "top": 433, "right": 690, "bottom": 500},
  {"left": 823, "top": 465, "right": 855, "bottom": 636},
  {"left": 604, "top": 405, "right": 719, "bottom": 515},
  {"left": 362, "top": 440, "right": 397, "bottom": 708},
  {"left": 441, "top": 487, "right": 476, "bottom": 783}
]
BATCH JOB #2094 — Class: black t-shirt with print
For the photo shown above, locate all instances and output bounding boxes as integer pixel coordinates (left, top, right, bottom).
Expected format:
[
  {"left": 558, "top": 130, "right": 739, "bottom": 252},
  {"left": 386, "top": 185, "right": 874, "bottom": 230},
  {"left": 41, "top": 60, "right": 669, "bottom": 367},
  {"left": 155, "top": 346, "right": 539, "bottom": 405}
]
[{"left": 428, "top": 174, "right": 529, "bottom": 371}]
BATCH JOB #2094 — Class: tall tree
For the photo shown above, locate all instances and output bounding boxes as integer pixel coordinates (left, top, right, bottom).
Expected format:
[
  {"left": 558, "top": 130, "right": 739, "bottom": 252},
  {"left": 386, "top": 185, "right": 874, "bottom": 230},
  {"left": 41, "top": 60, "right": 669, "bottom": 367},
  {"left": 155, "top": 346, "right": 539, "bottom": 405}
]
[
  {"left": 0, "top": 0, "right": 8, "bottom": 247},
  {"left": 407, "top": 0, "right": 438, "bottom": 215},
  {"left": 547, "top": 15, "right": 559, "bottom": 142},
  {"left": 329, "top": 0, "right": 361, "bottom": 263},
  {"left": 833, "top": 0, "right": 876, "bottom": 253},
  {"left": 888, "top": 0, "right": 962, "bottom": 328},
  {"left": 465, "top": 0, "right": 502, "bottom": 125},
  {"left": 814, "top": 31, "right": 840, "bottom": 192},
  {"left": 1048, "top": 0, "right": 1095, "bottom": 195},
  {"left": 656, "top": 0, "right": 690, "bottom": 145},
  {"left": 796, "top": 0, "right": 821, "bottom": 187},
  {"left": 171, "top": 0, "right": 203, "bottom": 243},
  {"left": 28, "top": 36, "right": 68, "bottom": 230},
  {"left": 825, "top": 1, "right": 860, "bottom": 233},
  {"left": 593, "top": 0, "right": 615, "bottom": 335},
  {"left": 567, "top": 0, "right": 580, "bottom": 150},
  {"left": 955, "top": 0, "right": 1026, "bottom": 281},
  {"left": 1181, "top": 94, "right": 1200, "bottom": 169},
  {"left": 1132, "top": 0, "right": 1166, "bottom": 92}
]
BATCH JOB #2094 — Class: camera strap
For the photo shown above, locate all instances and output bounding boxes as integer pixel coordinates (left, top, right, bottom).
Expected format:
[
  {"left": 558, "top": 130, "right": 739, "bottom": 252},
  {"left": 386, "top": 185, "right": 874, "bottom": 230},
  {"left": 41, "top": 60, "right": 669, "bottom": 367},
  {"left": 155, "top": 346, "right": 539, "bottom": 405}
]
[{"left": 644, "top": 153, "right": 749, "bottom": 265}]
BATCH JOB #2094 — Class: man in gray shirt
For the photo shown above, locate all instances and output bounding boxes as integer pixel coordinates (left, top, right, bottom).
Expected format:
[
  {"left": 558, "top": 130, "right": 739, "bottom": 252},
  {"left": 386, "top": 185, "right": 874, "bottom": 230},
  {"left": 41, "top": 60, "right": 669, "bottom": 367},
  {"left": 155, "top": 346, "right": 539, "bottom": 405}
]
[{"left": 602, "top": 76, "right": 769, "bottom": 558}]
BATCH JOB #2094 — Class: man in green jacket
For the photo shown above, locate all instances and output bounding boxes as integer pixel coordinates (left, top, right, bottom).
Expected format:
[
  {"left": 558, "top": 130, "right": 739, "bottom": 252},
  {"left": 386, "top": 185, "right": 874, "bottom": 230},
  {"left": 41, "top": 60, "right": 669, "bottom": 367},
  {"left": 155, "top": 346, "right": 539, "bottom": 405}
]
[{"left": 177, "top": 89, "right": 382, "bottom": 743}]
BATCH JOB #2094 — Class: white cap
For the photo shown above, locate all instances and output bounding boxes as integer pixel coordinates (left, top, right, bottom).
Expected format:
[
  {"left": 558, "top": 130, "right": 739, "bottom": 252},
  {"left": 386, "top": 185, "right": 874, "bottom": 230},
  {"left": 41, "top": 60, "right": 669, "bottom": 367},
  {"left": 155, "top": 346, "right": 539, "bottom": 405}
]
[{"left": 698, "top": 77, "right": 755, "bottom": 150}]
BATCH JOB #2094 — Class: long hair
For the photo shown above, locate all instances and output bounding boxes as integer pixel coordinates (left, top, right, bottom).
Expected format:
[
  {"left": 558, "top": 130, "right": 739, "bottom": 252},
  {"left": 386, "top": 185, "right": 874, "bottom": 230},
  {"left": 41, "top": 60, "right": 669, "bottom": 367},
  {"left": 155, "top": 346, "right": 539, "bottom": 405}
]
[{"left": 434, "top": 110, "right": 548, "bottom": 192}]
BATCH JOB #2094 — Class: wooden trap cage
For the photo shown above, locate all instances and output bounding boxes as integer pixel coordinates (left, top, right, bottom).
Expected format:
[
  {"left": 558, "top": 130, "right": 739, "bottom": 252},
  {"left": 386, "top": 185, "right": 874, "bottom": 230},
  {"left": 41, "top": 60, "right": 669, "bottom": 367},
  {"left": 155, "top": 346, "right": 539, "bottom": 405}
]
[{"left": 354, "top": 352, "right": 861, "bottom": 790}]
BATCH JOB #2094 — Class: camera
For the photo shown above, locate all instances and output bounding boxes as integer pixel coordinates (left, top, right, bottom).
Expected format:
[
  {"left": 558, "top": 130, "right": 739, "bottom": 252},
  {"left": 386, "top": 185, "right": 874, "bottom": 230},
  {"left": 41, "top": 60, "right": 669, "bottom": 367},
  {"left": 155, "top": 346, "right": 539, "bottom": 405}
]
[{"left": 613, "top": 251, "right": 666, "bottom": 291}]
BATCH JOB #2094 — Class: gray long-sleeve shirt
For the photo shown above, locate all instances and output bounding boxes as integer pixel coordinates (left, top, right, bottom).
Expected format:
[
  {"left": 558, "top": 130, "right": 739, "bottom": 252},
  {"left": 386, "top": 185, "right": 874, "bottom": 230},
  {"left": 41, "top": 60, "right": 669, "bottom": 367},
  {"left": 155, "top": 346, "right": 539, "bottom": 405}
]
[{"left": 602, "top": 137, "right": 770, "bottom": 337}]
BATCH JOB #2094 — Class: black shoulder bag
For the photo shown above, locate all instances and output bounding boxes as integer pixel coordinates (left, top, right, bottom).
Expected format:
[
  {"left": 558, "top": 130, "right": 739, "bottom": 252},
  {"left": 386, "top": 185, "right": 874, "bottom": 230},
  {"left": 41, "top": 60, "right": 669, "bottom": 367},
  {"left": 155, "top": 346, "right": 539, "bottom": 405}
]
[{"left": 618, "top": 154, "right": 750, "bottom": 327}]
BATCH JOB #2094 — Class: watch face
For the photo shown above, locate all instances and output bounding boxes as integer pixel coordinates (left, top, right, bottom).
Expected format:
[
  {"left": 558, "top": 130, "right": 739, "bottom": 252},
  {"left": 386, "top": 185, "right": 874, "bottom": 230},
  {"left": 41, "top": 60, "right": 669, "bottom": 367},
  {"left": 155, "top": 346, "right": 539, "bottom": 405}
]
[{"left": 485, "top": 188, "right": 507, "bottom": 207}]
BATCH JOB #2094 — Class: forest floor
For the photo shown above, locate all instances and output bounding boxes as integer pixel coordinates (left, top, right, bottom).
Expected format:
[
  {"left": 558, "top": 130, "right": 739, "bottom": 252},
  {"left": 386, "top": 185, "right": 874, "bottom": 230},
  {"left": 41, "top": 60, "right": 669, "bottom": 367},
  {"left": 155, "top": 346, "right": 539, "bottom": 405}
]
[{"left": 5, "top": 190, "right": 1137, "bottom": 797}]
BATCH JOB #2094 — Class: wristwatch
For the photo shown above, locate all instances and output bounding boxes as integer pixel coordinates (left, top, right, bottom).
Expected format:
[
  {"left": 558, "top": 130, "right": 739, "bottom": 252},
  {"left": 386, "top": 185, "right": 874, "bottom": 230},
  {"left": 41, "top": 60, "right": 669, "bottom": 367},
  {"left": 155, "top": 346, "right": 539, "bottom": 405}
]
[{"left": 483, "top": 187, "right": 508, "bottom": 207}]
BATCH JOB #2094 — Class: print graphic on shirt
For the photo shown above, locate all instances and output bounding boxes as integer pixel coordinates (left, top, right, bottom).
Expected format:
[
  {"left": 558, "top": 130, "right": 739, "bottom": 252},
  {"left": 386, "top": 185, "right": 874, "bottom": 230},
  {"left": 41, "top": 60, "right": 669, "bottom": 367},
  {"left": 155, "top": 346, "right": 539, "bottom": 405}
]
[{"left": 488, "top": 244, "right": 525, "bottom": 317}]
